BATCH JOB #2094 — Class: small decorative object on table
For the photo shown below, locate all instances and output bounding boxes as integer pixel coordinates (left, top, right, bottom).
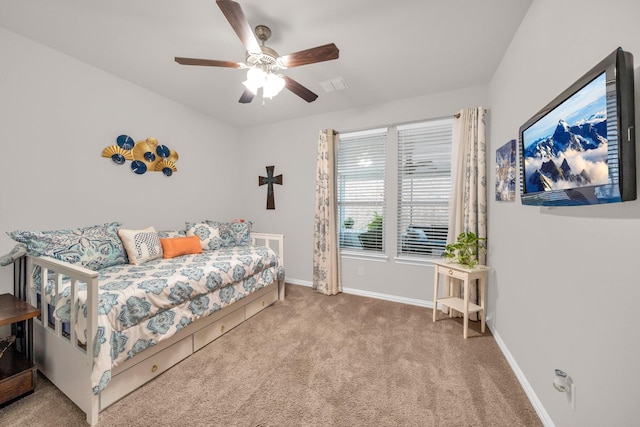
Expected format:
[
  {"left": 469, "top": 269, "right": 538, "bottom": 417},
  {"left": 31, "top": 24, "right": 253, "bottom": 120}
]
[
  {"left": 0, "top": 335, "right": 16, "bottom": 359},
  {"left": 443, "top": 231, "right": 487, "bottom": 268}
]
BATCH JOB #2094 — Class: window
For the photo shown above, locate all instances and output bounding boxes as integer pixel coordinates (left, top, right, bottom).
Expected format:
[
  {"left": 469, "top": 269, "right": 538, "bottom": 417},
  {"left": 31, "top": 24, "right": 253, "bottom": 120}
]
[
  {"left": 337, "top": 118, "right": 452, "bottom": 258},
  {"left": 397, "top": 119, "right": 453, "bottom": 257},
  {"left": 337, "top": 128, "right": 387, "bottom": 253}
]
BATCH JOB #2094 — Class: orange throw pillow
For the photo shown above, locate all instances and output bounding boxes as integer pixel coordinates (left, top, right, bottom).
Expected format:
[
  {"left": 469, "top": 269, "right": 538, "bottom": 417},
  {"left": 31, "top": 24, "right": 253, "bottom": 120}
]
[{"left": 160, "top": 236, "right": 203, "bottom": 258}]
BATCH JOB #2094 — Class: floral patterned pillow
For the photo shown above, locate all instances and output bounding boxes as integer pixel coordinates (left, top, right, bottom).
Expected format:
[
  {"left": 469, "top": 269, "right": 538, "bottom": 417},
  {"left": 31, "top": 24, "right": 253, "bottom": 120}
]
[
  {"left": 186, "top": 222, "right": 220, "bottom": 251},
  {"left": 156, "top": 229, "right": 187, "bottom": 239},
  {"left": 186, "top": 221, "right": 251, "bottom": 250},
  {"left": 7, "top": 222, "right": 127, "bottom": 271},
  {"left": 205, "top": 221, "right": 251, "bottom": 247}
]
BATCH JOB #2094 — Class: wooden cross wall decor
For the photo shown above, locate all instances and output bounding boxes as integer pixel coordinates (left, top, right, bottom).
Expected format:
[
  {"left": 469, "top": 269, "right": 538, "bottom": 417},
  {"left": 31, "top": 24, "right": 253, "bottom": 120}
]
[{"left": 259, "top": 165, "right": 283, "bottom": 210}]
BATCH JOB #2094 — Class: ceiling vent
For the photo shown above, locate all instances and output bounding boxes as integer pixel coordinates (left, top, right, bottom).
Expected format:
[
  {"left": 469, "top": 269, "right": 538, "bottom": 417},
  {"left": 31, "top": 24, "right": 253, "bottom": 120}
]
[{"left": 319, "top": 77, "right": 348, "bottom": 93}]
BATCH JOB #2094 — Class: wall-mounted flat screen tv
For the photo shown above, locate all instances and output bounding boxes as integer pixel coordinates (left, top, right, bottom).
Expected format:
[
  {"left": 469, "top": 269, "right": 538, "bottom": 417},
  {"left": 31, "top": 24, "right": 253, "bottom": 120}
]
[{"left": 520, "top": 47, "right": 636, "bottom": 206}]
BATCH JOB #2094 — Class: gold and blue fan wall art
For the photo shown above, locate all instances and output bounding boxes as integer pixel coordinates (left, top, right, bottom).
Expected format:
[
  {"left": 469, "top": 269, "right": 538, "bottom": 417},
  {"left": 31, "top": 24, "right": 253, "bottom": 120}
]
[{"left": 102, "top": 135, "right": 179, "bottom": 176}]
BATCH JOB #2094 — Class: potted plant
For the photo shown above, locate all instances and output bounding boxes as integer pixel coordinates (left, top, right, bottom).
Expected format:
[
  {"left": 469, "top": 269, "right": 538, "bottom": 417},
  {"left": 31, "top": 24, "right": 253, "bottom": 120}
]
[
  {"left": 358, "top": 212, "right": 383, "bottom": 250},
  {"left": 443, "top": 231, "right": 487, "bottom": 268},
  {"left": 368, "top": 212, "right": 383, "bottom": 231},
  {"left": 343, "top": 217, "right": 354, "bottom": 229}
]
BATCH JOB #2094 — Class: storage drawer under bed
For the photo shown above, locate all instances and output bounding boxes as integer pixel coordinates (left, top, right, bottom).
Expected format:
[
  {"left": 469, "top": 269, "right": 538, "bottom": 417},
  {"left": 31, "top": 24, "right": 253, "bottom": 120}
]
[
  {"left": 245, "top": 287, "right": 278, "bottom": 319},
  {"left": 193, "top": 306, "right": 245, "bottom": 351},
  {"left": 192, "top": 286, "right": 278, "bottom": 351},
  {"left": 99, "top": 336, "right": 192, "bottom": 410}
]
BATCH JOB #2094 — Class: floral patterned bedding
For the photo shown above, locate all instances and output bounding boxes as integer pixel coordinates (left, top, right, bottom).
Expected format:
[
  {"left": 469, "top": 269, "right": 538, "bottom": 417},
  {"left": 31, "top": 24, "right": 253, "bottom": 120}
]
[{"left": 39, "top": 245, "right": 283, "bottom": 394}]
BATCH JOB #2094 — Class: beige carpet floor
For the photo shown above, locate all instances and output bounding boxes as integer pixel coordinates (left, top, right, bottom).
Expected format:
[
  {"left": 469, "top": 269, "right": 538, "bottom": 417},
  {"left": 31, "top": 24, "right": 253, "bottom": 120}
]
[{"left": 0, "top": 284, "right": 542, "bottom": 426}]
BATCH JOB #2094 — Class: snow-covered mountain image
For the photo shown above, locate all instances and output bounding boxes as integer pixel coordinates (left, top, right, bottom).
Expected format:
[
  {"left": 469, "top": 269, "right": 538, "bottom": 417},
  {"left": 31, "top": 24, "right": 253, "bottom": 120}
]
[
  {"left": 522, "top": 73, "right": 609, "bottom": 192},
  {"left": 524, "top": 115, "right": 608, "bottom": 191}
]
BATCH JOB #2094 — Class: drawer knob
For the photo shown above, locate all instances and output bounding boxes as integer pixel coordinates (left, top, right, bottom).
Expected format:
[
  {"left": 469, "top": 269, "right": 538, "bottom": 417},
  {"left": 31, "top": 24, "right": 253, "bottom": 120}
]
[
  {"left": 220, "top": 325, "right": 225, "bottom": 333},
  {"left": 262, "top": 301, "right": 265, "bottom": 307},
  {"left": 151, "top": 365, "right": 158, "bottom": 373},
  {"left": 448, "top": 269, "right": 453, "bottom": 275}
]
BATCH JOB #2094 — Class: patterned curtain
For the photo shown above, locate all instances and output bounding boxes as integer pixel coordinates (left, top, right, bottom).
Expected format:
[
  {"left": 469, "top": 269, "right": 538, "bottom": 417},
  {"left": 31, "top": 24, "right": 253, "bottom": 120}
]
[
  {"left": 443, "top": 107, "right": 488, "bottom": 319},
  {"left": 312, "top": 129, "right": 341, "bottom": 295}
]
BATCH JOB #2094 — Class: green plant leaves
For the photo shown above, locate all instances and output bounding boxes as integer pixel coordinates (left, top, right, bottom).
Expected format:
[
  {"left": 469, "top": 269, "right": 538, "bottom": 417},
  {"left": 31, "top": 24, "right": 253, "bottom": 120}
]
[{"left": 443, "top": 231, "right": 486, "bottom": 268}]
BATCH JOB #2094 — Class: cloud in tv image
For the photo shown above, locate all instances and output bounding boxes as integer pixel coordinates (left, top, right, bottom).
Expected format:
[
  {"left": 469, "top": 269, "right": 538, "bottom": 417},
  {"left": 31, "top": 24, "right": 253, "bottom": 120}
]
[{"left": 522, "top": 73, "right": 609, "bottom": 193}]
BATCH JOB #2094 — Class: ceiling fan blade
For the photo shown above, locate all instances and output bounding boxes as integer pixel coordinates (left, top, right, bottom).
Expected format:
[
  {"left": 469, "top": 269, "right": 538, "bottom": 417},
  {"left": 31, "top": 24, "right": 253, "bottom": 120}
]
[
  {"left": 284, "top": 76, "right": 318, "bottom": 102},
  {"left": 281, "top": 43, "right": 339, "bottom": 68},
  {"left": 216, "top": 0, "right": 261, "bottom": 54},
  {"left": 239, "top": 89, "right": 255, "bottom": 104},
  {"left": 175, "top": 57, "right": 242, "bottom": 68}
]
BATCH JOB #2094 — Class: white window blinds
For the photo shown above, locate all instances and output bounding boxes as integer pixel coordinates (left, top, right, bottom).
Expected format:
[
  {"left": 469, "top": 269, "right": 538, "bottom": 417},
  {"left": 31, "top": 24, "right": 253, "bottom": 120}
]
[
  {"left": 337, "top": 128, "right": 387, "bottom": 253},
  {"left": 397, "top": 119, "right": 453, "bottom": 257}
]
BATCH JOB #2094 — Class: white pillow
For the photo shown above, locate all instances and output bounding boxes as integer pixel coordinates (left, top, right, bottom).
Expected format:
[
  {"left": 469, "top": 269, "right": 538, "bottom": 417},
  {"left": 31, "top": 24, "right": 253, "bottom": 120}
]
[{"left": 118, "top": 226, "right": 163, "bottom": 265}]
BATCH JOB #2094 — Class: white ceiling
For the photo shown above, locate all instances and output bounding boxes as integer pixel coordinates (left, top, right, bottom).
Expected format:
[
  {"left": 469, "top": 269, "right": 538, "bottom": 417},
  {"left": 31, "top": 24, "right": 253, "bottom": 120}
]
[{"left": 0, "top": 0, "right": 532, "bottom": 128}]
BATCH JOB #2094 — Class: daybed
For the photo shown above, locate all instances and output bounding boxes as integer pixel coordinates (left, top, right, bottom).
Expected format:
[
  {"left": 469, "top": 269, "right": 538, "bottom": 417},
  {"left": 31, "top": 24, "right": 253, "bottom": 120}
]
[{"left": 5, "top": 221, "right": 285, "bottom": 426}]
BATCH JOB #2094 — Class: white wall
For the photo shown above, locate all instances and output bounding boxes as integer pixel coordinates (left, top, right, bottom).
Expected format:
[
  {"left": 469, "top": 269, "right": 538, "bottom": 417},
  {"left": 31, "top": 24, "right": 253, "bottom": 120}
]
[
  {"left": 239, "top": 85, "right": 489, "bottom": 302},
  {"left": 488, "top": 1, "right": 640, "bottom": 425},
  {"left": 0, "top": 27, "right": 243, "bottom": 294}
]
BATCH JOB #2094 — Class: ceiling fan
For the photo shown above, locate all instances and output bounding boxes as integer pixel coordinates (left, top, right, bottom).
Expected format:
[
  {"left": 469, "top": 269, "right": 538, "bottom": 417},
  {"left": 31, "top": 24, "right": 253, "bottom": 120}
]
[{"left": 175, "top": 0, "right": 340, "bottom": 104}]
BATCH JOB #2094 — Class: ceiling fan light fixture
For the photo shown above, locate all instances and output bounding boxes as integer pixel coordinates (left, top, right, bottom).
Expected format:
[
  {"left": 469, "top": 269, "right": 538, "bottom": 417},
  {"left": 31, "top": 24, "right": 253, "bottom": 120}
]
[
  {"left": 263, "top": 73, "right": 285, "bottom": 99},
  {"left": 246, "top": 67, "right": 266, "bottom": 84},
  {"left": 243, "top": 67, "right": 266, "bottom": 94}
]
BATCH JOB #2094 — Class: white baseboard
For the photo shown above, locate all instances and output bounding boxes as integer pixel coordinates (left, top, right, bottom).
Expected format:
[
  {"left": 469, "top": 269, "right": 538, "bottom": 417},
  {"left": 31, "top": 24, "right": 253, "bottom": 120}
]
[
  {"left": 286, "top": 276, "right": 552, "bottom": 425},
  {"left": 284, "top": 278, "right": 433, "bottom": 308},
  {"left": 342, "top": 286, "right": 434, "bottom": 308},
  {"left": 284, "top": 277, "right": 313, "bottom": 287},
  {"left": 490, "top": 328, "right": 554, "bottom": 427}
]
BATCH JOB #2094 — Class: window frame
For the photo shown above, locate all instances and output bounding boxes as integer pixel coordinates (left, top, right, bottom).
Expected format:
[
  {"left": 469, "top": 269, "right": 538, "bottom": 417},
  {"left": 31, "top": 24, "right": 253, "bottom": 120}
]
[
  {"left": 396, "top": 118, "right": 453, "bottom": 259},
  {"left": 336, "top": 118, "right": 453, "bottom": 261},
  {"left": 337, "top": 128, "right": 388, "bottom": 255}
]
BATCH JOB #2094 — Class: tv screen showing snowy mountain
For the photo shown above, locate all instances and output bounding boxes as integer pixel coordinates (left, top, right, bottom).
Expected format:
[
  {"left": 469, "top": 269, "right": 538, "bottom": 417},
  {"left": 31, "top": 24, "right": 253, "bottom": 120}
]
[
  {"left": 519, "top": 47, "right": 636, "bottom": 207},
  {"left": 522, "top": 73, "right": 608, "bottom": 194}
]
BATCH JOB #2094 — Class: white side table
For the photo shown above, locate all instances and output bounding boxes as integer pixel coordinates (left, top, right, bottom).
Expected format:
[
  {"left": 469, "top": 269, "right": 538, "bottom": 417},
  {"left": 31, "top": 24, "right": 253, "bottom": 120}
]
[{"left": 432, "top": 260, "right": 491, "bottom": 338}]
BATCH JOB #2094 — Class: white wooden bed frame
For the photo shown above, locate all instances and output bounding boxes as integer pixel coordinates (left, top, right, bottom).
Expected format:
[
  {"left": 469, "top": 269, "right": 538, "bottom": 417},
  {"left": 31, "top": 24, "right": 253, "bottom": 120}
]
[{"left": 25, "top": 233, "right": 285, "bottom": 426}]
